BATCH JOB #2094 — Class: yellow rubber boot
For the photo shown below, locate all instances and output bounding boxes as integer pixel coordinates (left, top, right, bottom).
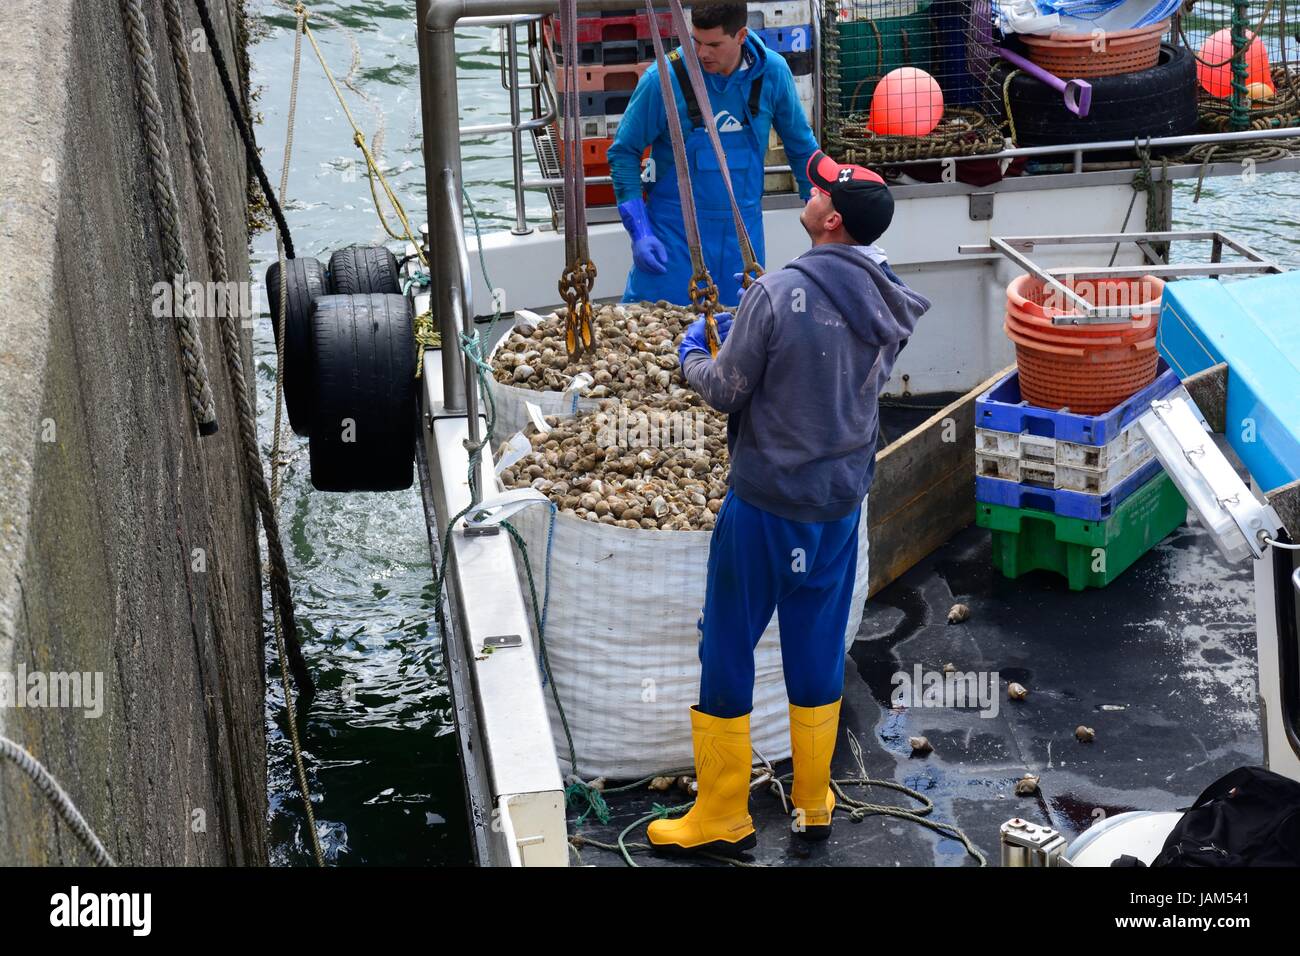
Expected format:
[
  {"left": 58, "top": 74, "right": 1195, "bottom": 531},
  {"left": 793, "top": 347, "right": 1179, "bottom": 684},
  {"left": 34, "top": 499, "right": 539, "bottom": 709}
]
[
  {"left": 789, "top": 698, "right": 841, "bottom": 841},
  {"left": 648, "top": 706, "right": 757, "bottom": 856}
]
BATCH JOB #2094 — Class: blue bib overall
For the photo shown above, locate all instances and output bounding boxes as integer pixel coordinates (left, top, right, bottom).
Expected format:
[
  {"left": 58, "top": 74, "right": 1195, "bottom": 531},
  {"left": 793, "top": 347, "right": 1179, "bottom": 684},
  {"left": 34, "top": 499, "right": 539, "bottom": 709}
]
[{"left": 622, "top": 56, "right": 765, "bottom": 309}]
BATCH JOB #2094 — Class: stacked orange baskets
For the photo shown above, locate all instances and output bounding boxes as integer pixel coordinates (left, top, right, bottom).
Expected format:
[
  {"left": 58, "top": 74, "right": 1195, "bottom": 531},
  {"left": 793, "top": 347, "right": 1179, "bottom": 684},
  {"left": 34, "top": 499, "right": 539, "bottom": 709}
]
[
  {"left": 1020, "top": 21, "right": 1169, "bottom": 78},
  {"left": 1004, "top": 273, "right": 1165, "bottom": 416}
]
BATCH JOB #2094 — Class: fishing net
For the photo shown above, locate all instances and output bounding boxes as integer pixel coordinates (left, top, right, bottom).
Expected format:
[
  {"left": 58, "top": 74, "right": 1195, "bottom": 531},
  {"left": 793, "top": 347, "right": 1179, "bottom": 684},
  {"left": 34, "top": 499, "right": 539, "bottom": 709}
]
[{"left": 823, "top": 0, "right": 1007, "bottom": 163}]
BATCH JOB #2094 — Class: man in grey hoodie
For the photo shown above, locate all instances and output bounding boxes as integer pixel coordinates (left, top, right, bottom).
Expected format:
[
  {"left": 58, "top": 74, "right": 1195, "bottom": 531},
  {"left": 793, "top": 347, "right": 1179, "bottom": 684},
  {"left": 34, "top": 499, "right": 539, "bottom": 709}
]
[{"left": 647, "top": 151, "right": 931, "bottom": 856}]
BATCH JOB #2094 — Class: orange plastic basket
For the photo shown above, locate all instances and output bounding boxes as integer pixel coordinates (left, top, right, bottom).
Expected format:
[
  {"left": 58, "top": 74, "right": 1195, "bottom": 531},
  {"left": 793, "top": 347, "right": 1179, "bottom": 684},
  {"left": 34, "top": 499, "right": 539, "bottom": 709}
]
[
  {"left": 1002, "top": 271, "right": 1164, "bottom": 414},
  {"left": 1021, "top": 20, "right": 1168, "bottom": 79},
  {"left": 1009, "top": 328, "right": 1160, "bottom": 415},
  {"left": 1006, "top": 273, "right": 1162, "bottom": 342},
  {"left": 1005, "top": 309, "right": 1155, "bottom": 350}
]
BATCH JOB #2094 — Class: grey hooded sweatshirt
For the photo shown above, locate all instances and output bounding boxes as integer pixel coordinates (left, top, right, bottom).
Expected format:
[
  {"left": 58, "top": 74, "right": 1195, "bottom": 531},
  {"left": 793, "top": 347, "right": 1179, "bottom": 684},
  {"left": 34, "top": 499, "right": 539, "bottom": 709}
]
[{"left": 682, "top": 244, "right": 932, "bottom": 523}]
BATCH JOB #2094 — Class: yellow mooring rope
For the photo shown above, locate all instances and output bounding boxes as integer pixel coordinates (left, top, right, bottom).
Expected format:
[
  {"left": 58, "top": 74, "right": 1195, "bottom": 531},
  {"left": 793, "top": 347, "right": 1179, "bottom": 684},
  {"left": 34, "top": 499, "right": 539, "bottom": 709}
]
[{"left": 296, "top": 3, "right": 441, "bottom": 368}]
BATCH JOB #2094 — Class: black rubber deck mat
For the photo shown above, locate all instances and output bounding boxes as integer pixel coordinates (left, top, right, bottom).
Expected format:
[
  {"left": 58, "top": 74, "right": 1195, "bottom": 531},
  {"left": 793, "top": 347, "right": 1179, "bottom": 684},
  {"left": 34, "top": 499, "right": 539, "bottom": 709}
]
[{"left": 566, "top": 435, "right": 1262, "bottom": 868}]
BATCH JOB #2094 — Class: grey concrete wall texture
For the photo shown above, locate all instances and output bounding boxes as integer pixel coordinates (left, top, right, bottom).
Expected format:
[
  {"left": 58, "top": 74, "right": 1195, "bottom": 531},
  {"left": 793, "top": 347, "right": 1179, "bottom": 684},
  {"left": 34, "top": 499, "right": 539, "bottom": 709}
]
[{"left": 0, "top": 0, "right": 267, "bottom": 863}]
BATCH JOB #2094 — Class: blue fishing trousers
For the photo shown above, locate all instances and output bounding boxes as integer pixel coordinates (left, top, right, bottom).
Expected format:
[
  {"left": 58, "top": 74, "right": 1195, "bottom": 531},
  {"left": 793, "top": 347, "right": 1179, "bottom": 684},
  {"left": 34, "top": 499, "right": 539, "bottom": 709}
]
[{"left": 698, "top": 491, "right": 861, "bottom": 718}]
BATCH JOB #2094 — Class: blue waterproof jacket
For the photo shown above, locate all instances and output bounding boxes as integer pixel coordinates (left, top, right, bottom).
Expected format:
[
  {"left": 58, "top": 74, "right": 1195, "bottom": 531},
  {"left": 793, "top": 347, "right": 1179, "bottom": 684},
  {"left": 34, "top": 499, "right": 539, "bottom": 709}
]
[{"left": 607, "top": 32, "right": 819, "bottom": 306}]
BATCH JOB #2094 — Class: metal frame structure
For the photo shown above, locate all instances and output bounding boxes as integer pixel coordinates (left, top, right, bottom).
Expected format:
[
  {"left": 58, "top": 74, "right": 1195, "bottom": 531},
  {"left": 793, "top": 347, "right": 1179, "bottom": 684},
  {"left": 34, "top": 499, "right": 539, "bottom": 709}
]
[
  {"left": 456, "top": 9, "right": 1300, "bottom": 226},
  {"left": 960, "top": 229, "right": 1284, "bottom": 322}
]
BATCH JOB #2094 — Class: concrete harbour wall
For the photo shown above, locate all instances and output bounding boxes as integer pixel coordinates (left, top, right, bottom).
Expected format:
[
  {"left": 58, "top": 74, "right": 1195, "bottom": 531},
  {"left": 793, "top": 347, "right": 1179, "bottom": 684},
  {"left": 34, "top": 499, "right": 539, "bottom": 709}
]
[{"left": 0, "top": 0, "right": 267, "bottom": 864}]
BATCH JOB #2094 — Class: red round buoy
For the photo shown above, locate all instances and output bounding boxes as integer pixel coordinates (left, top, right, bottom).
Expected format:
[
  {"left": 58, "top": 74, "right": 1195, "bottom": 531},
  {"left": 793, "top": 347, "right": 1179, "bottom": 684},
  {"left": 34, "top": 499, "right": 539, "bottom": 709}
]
[{"left": 868, "top": 68, "right": 944, "bottom": 137}]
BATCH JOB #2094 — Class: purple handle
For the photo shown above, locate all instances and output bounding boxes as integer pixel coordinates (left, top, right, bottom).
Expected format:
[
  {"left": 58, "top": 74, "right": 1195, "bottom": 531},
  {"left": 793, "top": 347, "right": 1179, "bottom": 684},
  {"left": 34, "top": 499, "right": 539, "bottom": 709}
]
[
  {"left": 1065, "top": 78, "right": 1092, "bottom": 117},
  {"left": 997, "top": 46, "right": 1093, "bottom": 118}
]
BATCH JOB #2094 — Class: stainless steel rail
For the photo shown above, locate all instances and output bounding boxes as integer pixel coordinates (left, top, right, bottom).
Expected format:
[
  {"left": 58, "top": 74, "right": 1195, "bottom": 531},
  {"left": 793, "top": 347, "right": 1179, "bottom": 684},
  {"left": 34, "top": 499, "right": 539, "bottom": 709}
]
[
  {"left": 959, "top": 230, "right": 1284, "bottom": 323},
  {"left": 894, "top": 125, "right": 1300, "bottom": 171},
  {"left": 422, "top": 0, "right": 735, "bottom": 434},
  {"left": 522, "top": 163, "right": 797, "bottom": 189},
  {"left": 454, "top": 14, "right": 554, "bottom": 234}
]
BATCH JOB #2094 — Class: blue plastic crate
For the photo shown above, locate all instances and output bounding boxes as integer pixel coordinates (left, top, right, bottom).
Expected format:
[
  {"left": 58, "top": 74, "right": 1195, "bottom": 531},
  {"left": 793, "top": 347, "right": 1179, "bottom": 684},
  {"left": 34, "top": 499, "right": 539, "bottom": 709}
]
[
  {"left": 975, "top": 456, "right": 1165, "bottom": 520},
  {"left": 757, "top": 24, "right": 812, "bottom": 53},
  {"left": 976, "top": 360, "right": 1180, "bottom": 446},
  {"left": 1159, "top": 272, "right": 1300, "bottom": 492}
]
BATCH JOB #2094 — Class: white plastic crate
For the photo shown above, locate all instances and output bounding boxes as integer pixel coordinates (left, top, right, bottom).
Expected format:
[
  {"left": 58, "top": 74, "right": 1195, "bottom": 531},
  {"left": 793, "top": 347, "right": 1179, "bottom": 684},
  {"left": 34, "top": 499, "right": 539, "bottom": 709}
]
[
  {"left": 836, "top": 1, "right": 929, "bottom": 18},
  {"left": 1056, "top": 420, "right": 1148, "bottom": 469},
  {"left": 750, "top": 1, "right": 813, "bottom": 29},
  {"left": 579, "top": 115, "right": 610, "bottom": 139},
  {"left": 794, "top": 72, "right": 814, "bottom": 120},
  {"left": 976, "top": 430, "right": 1057, "bottom": 462},
  {"left": 976, "top": 439, "right": 1155, "bottom": 495},
  {"left": 976, "top": 419, "right": 1150, "bottom": 470}
]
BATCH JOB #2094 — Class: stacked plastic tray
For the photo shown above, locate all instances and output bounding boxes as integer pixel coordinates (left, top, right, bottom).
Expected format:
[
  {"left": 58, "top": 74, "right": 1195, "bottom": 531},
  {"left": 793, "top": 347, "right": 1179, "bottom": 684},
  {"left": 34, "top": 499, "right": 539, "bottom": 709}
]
[
  {"left": 546, "top": 11, "right": 673, "bottom": 205},
  {"left": 546, "top": 4, "right": 817, "bottom": 204},
  {"left": 750, "top": 1, "right": 816, "bottom": 192},
  {"left": 973, "top": 360, "right": 1188, "bottom": 590}
]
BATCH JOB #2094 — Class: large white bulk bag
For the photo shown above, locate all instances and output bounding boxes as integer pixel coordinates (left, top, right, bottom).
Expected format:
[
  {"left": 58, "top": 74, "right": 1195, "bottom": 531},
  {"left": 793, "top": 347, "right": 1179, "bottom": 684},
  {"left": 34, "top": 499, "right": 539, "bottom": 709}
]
[
  {"left": 491, "top": 380, "right": 604, "bottom": 443},
  {"left": 508, "top": 495, "right": 871, "bottom": 781},
  {"left": 489, "top": 313, "right": 606, "bottom": 438}
]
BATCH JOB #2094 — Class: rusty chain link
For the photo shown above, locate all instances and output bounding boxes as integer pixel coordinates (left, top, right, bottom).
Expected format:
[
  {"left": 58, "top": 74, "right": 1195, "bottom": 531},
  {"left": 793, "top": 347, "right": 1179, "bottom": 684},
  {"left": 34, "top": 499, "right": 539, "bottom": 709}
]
[{"left": 559, "top": 258, "right": 597, "bottom": 358}]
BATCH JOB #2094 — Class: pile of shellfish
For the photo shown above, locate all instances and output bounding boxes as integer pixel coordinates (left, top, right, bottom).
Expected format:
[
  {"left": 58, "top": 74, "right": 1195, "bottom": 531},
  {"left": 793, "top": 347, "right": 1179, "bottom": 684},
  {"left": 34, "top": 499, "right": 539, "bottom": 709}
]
[
  {"left": 491, "top": 303, "right": 696, "bottom": 402},
  {"left": 497, "top": 399, "right": 730, "bottom": 531},
  {"left": 493, "top": 305, "right": 734, "bottom": 531}
]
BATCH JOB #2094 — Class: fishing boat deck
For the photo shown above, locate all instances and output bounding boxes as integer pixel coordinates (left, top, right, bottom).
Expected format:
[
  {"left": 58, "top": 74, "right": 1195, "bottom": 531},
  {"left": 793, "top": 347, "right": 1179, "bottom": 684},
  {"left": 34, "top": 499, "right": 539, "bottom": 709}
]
[{"left": 567, "top": 431, "right": 1262, "bottom": 867}]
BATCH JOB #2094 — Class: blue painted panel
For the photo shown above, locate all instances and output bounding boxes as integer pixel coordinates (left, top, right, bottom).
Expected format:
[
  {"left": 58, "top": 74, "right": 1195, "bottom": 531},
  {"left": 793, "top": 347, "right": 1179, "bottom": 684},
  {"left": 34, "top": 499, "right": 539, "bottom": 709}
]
[{"left": 1158, "top": 272, "right": 1300, "bottom": 491}]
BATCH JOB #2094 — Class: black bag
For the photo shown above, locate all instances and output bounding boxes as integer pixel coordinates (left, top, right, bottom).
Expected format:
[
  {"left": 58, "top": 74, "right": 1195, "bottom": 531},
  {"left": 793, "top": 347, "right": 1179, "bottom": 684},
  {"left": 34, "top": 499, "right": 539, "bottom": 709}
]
[{"left": 1145, "top": 766, "right": 1300, "bottom": 867}]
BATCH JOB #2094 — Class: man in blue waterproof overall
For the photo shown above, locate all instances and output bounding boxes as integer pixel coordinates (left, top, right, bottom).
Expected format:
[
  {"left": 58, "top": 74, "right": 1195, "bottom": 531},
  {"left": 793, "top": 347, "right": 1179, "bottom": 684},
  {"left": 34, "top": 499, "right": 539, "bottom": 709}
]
[
  {"left": 649, "top": 152, "right": 932, "bottom": 855},
  {"left": 608, "top": 2, "right": 820, "bottom": 307}
]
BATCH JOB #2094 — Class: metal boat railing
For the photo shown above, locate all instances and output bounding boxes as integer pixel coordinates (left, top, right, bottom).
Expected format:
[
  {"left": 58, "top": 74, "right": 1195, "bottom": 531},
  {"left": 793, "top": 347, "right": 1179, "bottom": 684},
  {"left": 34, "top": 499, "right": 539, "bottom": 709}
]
[{"left": 454, "top": 6, "right": 1300, "bottom": 204}]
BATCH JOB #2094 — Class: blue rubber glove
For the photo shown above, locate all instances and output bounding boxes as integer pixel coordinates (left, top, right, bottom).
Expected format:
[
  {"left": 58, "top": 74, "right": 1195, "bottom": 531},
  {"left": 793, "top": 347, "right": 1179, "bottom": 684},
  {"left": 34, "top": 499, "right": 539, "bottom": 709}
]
[
  {"left": 618, "top": 198, "right": 668, "bottom": 275},
  {"left": 678, "top": 312, "right": 734, "bottom": 367}
]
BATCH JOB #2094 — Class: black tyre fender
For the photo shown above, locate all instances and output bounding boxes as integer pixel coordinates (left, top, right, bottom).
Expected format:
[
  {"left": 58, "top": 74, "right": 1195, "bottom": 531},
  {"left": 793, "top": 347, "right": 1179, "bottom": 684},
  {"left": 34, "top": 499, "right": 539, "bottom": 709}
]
[
  {"left": 264, "top": 256, "right": 327, "bottom": 436},
  {"left": 999, "top": 43, "right": 1198, "bottom": 147},
  {"left": 328, "top": 245, "right": 401, "bottom": 296},
  {"left": 308, "top": 294, "right": 418, "bottom": 492}
]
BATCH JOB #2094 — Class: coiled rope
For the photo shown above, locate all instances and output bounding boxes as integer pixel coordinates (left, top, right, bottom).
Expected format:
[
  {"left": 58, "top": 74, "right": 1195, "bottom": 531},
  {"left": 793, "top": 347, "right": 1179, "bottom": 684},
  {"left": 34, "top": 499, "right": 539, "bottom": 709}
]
[
  {"left": 572, "top": 728, "right": 985, "bottom": 867},
  {"left": 119, "top": 0, "right": 220, "bottom": 435},
  {"left": 0, "top": 736, "right": 114, "bottom": 867}
]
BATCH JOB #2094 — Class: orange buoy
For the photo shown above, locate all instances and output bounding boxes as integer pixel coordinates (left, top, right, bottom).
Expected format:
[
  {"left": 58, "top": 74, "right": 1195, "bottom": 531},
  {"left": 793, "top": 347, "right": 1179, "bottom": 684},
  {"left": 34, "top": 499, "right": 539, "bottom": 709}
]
[
  {"left": 1247, "top": 80, "right": 1276, "bottom": 101},
  {"left": 868, "top": 67, "right": 944, "bottom": 137},
  {"left": 1197, "top": 28, "right": 1271, "bottom": 98}
]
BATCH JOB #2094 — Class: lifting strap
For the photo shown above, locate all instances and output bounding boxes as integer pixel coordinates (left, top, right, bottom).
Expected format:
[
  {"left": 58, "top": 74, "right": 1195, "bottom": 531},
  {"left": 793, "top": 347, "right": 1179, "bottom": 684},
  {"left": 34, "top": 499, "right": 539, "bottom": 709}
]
[
  {"left": 643, "top": 0, "right": 720, "bottom": 341},
  {"left": 668, "top": 51, "right": 764, "bottom": 130},
  {"left": 557, "top": 0, "right": 596, "bottom": 359},
  {"left": 662, "top": 0, "right": 763, "bottom": 337}
]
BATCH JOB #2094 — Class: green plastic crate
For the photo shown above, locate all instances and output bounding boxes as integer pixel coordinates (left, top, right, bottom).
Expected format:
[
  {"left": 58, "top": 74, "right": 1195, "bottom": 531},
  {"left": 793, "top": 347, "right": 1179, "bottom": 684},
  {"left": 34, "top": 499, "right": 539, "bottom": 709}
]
[
  {"left": 837, "top": 6, "right": 935, "bottom": 114},
  {"left": 975, "top": 470, "right": 1187, "bottom": 591}
]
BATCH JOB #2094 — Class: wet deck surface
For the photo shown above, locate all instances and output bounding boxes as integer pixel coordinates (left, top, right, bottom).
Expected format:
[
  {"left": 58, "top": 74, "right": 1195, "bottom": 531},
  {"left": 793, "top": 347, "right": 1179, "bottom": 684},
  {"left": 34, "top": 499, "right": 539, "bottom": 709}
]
[{"left": 567, "top": 434, "right": 1263, "bottom": 867}]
